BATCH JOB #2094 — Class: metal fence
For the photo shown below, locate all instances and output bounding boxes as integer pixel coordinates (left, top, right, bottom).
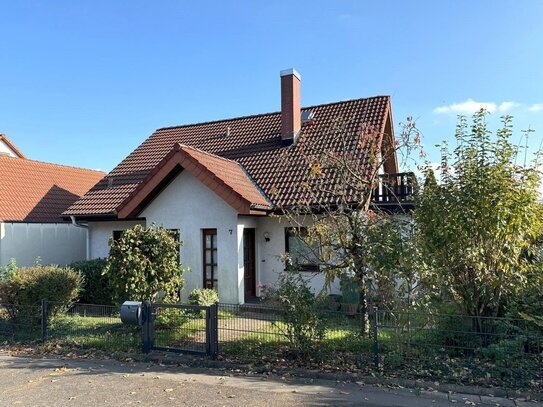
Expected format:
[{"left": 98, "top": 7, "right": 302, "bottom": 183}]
[
  {"left": 374, "top": 309, "right": 543, "bottom": 389},
  {"left": 0, "top": 303, "right": 42, "bottom": 342},
  {"left": 48, "top": 302, "right": 141, "bottom": 352},
  {"left": 0, "top": 300, "right": 541, "bottom": 390},
  {"left": 149, "top": 302, "right": 218, "bottom": 357}
]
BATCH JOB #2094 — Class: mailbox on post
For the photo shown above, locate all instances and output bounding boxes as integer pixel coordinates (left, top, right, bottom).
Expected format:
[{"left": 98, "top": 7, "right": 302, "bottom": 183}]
[{"left": 120, "top": 301, "right": 143, "bottom": 326}]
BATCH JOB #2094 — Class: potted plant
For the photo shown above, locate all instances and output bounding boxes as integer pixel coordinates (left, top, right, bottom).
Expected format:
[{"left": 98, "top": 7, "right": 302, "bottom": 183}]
[{"left": 340, "top": 273, "right": 360, "bottom": 316}]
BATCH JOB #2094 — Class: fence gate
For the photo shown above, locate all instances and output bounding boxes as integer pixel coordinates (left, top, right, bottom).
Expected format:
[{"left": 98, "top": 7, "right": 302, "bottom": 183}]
[{"left": 142, "top": 302, "right": 218, "bottom": 358}]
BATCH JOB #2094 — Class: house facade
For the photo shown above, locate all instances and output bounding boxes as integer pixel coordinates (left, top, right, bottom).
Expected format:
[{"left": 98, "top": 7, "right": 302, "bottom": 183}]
[
  {"left": 0, "top": 135, "right": 105, "bottom": 267},
  {"left": 65, "top": 69, "right": 413, "bottom": 304}
]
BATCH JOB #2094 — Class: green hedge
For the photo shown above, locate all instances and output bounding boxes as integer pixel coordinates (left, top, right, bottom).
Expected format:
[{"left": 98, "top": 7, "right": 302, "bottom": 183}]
[
  {"left": 70, "top": 259, "right": 113, "bottom": 305},
  {"left": 0, "top": 265, "right": 82, "bottom": 316}
]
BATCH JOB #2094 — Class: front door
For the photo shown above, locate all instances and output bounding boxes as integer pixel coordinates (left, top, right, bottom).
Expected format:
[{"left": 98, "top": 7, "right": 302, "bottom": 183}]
[{"left": 243, "top": 228, "right": 256, "bottom": 301}]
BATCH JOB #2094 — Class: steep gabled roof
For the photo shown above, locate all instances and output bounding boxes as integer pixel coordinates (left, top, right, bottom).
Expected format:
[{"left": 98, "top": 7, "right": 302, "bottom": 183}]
[
  {"left": 65, "top": 96, "right": 393, "bottom": 218},
  {"left": 117, "top": 144, "right": 272, "bottom": 218},
  {"left": 0, "top": 156, "right": 105, "bottom": 222}
]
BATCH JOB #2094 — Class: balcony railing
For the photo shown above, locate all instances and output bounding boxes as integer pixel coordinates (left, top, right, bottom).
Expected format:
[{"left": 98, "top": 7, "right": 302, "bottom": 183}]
[{"left": 371, "top": 172, "right": 416, "bottom": 207}]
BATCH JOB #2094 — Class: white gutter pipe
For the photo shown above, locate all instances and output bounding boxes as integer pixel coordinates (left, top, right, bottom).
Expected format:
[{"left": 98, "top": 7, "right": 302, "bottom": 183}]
[{"left": 70, "top": 216, "right": 90, "bottom": 260}]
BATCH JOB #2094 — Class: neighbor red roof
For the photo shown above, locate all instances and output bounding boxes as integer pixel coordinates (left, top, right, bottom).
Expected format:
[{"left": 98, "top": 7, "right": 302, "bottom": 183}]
[
  {"left": 0, "top": 134, "right": 26, "bottom": 159},
  {"left": 0, "top": 156, "right": 105, "bottom": 222},
  {"left": 65, "top": 96, "right": 393, "bottom": 218}
]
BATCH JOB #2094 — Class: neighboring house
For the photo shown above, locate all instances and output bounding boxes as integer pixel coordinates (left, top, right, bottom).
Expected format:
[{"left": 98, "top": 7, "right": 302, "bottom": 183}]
[
  {"left": 65, "top": 69, "right": 414, "bottom": 304},
  {"left": 0, "top": 134, "right": 105, "bottom": 267}
]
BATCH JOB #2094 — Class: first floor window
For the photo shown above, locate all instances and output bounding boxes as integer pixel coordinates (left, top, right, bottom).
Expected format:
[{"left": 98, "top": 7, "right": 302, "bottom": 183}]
[
  {"left": 202, "top": 229, "right": 217, "bottom": 290},
  {"left": 285, "top": 227, "right": 320, "bottom": 272}
]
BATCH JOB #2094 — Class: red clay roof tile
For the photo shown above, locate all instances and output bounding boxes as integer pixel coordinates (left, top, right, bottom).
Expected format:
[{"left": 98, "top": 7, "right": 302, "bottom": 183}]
[
  {"left": 0, "top": 156, "right": 105, "bottom": 222},
  {"left": 65, "top": 96, "right": 392, "bottom": 217}
]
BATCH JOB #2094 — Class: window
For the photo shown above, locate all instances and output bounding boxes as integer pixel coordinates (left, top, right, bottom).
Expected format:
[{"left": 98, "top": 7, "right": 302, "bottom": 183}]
[
  {"left": 285, "top": 227, "right": 320, "bottom": 272},
  {"left": 202, "top": 229, "right": 218, "bottom": 290}
]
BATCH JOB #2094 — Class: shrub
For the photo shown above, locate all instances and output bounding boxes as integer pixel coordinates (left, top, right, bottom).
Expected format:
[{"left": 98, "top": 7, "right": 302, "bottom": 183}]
[
  {"left": 70, "top": 259, "right": 113, "bottom": 305},
  {"left": 155, "top": 306, "right": 188, "bottom": 328},
  {"left": 103, "top": 224, "right": 184, "bottom": 304},
  {"left": 186, "top": 289, "right": 218, "bottom": 318},
  {"left": 0, "top": 265, "right": 82, "bottom": 316},
  {"left": 0, "top": 258, "right": 18, "bottom": 282},
  {"left": 188, "top": 288, "right": 219, "bottom": 306},
  {"left": 264, "top": 269, "right": 325, "bottom": 359}
]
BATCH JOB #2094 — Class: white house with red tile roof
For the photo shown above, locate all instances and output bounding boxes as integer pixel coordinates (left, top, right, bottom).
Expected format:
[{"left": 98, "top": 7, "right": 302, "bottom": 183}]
[
  {"left": 0, "top": 137, "right": 105, "bottom": 267},
  {"left": 66, "top": 69, "right": 413, "bottom": 304}
]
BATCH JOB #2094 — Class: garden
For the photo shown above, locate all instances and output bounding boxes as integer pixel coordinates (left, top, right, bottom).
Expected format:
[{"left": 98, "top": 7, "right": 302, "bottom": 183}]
[{"left": 0, "top": 111, "right": 542, "bottom": 392}]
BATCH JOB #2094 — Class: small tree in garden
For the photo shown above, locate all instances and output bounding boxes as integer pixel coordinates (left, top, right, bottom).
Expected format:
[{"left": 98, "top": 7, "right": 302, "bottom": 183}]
[
  {"left": 416, "top": 111, "right": 543, "bottom": 321},
  {"left": 367, "top": 215, "right": 423, "bottom": 313},
  {"left": 104, "top": 224, "right": 184, "bottom": 303},
  {"left": 279, "top": 117, "right": 423, "bottom": 334},
  {"left": 262, "top": 266, "right": 325, "bottom": 359}
]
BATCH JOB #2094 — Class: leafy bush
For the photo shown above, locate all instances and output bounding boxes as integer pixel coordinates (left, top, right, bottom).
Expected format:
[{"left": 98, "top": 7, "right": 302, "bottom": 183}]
[
  {"left": 263, "top": 269, "right": 325, "bottom": 359},
  {"left": 155, "top": 306, "right": 188, "bottom": 328},
  {"left": 186, "top": 289, "right": 218, "bottom": 318},
  {"left": 188, "top": 288, "right": 219, "bottom": 306},
  {"left": 0, "top": 258, "right": 18, "bottom": 282},
  {"left": 70, "top": 259, "right": 113, "bottom": 305},
  {"left": 103, "top": 224, "right": 184, "bottom": 304},
  {"left": 0, "top": 265, "right": 82, "bottom": 316}
]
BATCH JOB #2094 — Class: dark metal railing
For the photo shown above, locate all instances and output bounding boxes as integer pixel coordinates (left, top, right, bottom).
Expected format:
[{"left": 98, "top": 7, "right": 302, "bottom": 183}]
[{"left": 371, "top": 172, "right": 416, "bottom": 205}]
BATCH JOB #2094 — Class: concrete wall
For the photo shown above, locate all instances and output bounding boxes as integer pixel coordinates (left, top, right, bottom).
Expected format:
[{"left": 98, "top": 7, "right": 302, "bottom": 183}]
[
  {"left": 0, "top": 222, "right": 88, "bottom": 267},
  {"left": 140, "top": 171, "right": 240, "bottom": 304},
  {"left": 88, "top": 220, "right": 146, "bottom": 259}
]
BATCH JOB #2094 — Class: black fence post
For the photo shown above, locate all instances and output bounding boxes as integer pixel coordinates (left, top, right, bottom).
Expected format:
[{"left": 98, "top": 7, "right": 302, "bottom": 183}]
[
  {"left": 41, "top": 299, "right": 48, "bottom": 344},
  {"left": 208, "top": 302, "right": 219, "bottom": 359},
  {"left": 142, "top": 301, "right": 154, "bottom": 354},
  {"left": 372, "top": 306, "right": 379, "bottom": 369},
  {"left": 205, "top": 305, "right": 211, "bottom": 356}
]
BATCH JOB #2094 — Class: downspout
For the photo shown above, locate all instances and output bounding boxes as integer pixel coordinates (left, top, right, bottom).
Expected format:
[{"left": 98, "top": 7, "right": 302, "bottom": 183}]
[{"left": 70, "top": 216, "right": 90, "bottom": 260}]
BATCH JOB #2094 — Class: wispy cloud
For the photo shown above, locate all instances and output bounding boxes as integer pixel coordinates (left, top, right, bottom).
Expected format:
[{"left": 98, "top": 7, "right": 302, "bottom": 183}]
[
  {"left": 433, "top": 99, "right": 497, "bottom": 114},
  {"left": 497, "top": 101, "right": 520, "bottom": 112},
  {"left": 529, "top": 103, "right": 543, "bottom": 112},
  {"left": 434, "top": 99, "right": 524, "bottom": 115}
]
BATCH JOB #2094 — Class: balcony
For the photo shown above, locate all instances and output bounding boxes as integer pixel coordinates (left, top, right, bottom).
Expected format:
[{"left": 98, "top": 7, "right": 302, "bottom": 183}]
[{"left": 371, "top": 172, "right": 416, "bottom": 211}]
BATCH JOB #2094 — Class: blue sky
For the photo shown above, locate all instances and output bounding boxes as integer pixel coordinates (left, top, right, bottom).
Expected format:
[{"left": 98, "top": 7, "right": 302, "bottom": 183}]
[{"left": 1, "top": 1, "right": 542, "bottom": 172}]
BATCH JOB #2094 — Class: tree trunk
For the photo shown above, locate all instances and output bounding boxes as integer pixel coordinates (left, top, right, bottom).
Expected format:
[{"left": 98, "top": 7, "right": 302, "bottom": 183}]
[{"left": 356, "top": 269, "right": 370, "bottom": 336}]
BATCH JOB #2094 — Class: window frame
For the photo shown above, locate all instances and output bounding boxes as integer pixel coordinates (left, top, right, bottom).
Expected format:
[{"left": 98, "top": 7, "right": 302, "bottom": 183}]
[
  {"left": 202, "top": 229, "right": 218, "bottom": 289},
  {"left": 284, "top": 227, "right": 320, "bottom": 272}
]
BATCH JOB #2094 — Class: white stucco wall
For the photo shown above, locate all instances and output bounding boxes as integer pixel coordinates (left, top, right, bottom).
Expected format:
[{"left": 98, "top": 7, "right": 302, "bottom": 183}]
[
  {"left": 0, "top": 222, "right": 88, "bottom": 267},
  {"left": 140, "top": 171, "right": 240, "bottom": 304},
  {"left": 84, "top": 174, "right": 345, "bottom": 304},
  {"left": 0, "top": 139, "right": 19, "bottom": 157},
  {"left": 88, "top": 220, "right": 146, "bottom": 259},
  {"left": 249, "top": 216, "right": 341, "bottom": 296}
]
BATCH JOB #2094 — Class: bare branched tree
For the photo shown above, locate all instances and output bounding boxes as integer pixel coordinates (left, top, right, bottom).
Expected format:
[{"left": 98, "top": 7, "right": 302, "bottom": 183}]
[{"left": 276, "top": 115, "right": 422, "bottom": 334}]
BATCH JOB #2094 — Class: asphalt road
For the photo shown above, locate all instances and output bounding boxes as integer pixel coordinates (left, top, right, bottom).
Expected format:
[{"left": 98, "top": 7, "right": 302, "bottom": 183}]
[{"left": 0, "top": 354, "right": 538, "bottom": 407}]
